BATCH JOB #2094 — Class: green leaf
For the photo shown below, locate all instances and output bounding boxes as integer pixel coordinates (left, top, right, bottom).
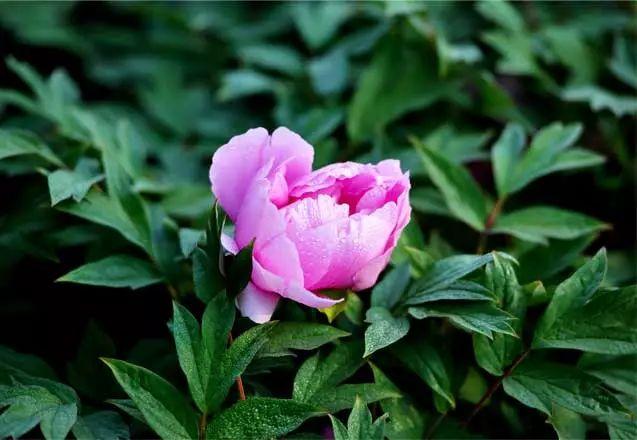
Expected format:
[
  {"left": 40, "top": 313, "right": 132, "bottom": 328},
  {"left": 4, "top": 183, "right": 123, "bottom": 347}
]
[
  {"left": 610, "top": 36, "right": 637, "bottom": 89},
  {"left": 292, "top": 1, "right": 352, "bottom": 50},
  {"left": 172, "top": 302, "right": 208, "bottom": 412},
  {"left": 458, "top": 367, "right": 488, "bottom": 404},
  {"left": 293, "top": 341, "right": 364, "bottom": 404},
  {"left": 550, "top": 405, "right": 587, "bottom": 440},
  {"left": 418, "top": 146, "right": 488, "bottom": 231},
  {"left": 410, "top": 187, "right": 454, "bottom": 218},
  {"left": 517, "top": 235, "right": 596, "bottom": 284},
  {"left": 534, "top": 285, "right": 637, "bottom": 354},
  {"left": 409, "top": 303, "right": 517, "bottom": 339},
  {"left": 348, "top": 37, "right": 462, "bottom": 142},
  {"left": 0, "top": 129, "right": 64, "bottom": 167},
  {"left": 492, "top": 206, "right": 608, "bottom": 244},
  {"left": 227, "top": 241, "right": 254, "bottom": 296},
  {"left": 514, "top": 122, "right": 584, "bottom": 194},
  {"left": 147, "top": 204, "right": 182, "bottom": 288},
  {"left": 6, "top": 58, "right": 80, "bottom": 128},
  {"left": 473, "top": 254, "right": 526, "bottom": 376},
  {"left": 476, "top": 72, "right": 531, "bottom": 127},
  {"left": 391, "top": 219, "right": 427, "bottom": 272},
  {"left": 106, "top": 399, "right": 146, "bottom": 425},
  {"left": 491, "top": 122, "right": 588, "bottom": 197},
  {"left": 238, "top": 44, "right": 304, "bottom": 77},
  {"left": 364, "top": 307, "right": 410, "bottom": 357},
  {"left": 491, "top": 123, "right": 526, "bottom": 197},
  {"left": 350, "top": 396, "right": 385, "bottom": 439},
  {"left": 562, "top": 86, "right": 637, "bottom": 117},
  {"left": 543, "top": 27, "right": 597, "bottom": 84},
  {"left": 534, "top": 248, "right": 607, "bottom": 347},
  {"left": 476, "top": 0, "right": 525, "bottom": 32},
  {"left": 58, "top": 191, "right": 148, "bottom": 251},
  {"left": 311, "top": 383, "right": 400, "bottom": 413},
  {"left": 103, "top": 358, "right": 198, "bottom": 440},
  {"left": 418, "top": 124, "right": 491, "bottom": 164},
  {"left": 218, "top": 70, "right": 277, "bottom": 101},
  {"left": 84, "top": 114, "right": 152, "bottom": 252},
  {"left": 405, "top": 280, "right": 493, "bottom": 305},
  {"left": 259, "top": 322, "right": 350, "bottom": 357},
  {"left": 330, "top": 415, "right": 349, "bottom": 440},
  {"left": 392, "top": 337, "right": 455, "bottom": 408},
  {"left": 0, "top": 346, "right": 57, "bottom": 381},
  {"left": 309, "top": 48, "right": 349, "bottom": 96},
  {"left": 579, "top": 353, "right": 637, "bottom": 396},
  {"left": 67, "top": 321, "right": 117, "bottom": 401},
  {"left": 193, "top": 205, "right": 225, "bottom": 302},
  {"left": 206, "top": 397, "right": 322, "bottom": 440},
  {"left": 370, "top": 364, "right": 426, "bottom": 440},
  {"left": 201, "top": 293, "right": 235, "bottom": 365},
  {"left": 544, "top": 148, "right": 605, "bottom": 174},
  {"left": 330, "top": 395, "right": 386, "bottom": 440},
  {"left": 503, "top": 357, "right": 627, "bottom": 418},
  {"left": 208, "top": 322, "right": 275, "bottom": 410},
  {"left": 406, "top": 253, "right": 493, "bottom": 301},
  {"left": 371, "top": 263, "right": 411, "bottom": 310},
  {"left": 47, "top": 158, "right": 104, "bottom": 206},
  {"left": 602, "top": 393, "right": 637, "bottom": 440},
  {"left": 71, "top": 411, "right": 129, "bottom": 440},
  {"left": 0, "top": 378, "right": 78, "bottom": 440},
  {"left": 178, "top": 228, "right": 204, "bottom": 257},
  {"left": 57, "top": 255, "right": 162, "bottom": 289}
]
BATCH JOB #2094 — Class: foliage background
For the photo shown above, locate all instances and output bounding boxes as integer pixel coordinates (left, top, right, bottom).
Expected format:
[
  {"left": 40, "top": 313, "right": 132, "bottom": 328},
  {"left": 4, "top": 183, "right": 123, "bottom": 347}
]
[{"left": 0, "top": 1, "right": 635, "bottom": 439}]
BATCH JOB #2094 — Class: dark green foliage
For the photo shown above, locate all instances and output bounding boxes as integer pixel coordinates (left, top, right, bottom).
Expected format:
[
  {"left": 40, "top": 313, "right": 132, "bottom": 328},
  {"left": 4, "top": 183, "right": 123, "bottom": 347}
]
[{"left": 0, "top": 2, "right": 635, "bottom": 439}]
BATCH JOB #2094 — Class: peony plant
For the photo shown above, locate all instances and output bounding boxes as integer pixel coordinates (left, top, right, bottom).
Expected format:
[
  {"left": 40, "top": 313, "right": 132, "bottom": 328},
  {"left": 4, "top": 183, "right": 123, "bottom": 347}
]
[{"left": 0, "top": 2, "right": 635, "bottom": 440}]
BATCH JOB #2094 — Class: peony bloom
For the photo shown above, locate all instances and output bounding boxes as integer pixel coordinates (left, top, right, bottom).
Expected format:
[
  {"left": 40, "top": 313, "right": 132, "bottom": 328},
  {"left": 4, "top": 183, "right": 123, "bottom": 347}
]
[{"left": 210, "top": 127, "right": 411, "bottom": 323}]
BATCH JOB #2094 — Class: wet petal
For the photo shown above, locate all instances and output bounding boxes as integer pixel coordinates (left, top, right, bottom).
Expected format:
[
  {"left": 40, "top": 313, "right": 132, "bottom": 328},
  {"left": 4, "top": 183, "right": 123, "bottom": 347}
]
[
  {"left": 210, "top": 127, "right": 269, "bottom": 220},
  {"left": 236, "top": 282, "right": 279, "bottom": 323}
]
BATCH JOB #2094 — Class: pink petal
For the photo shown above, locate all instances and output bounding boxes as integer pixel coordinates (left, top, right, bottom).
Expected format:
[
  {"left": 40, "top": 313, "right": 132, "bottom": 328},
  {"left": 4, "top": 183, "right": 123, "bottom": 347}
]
[
  {"left": 311, "top": 202, "right": 399, "bottom": 290},
  {"left": 254, "top": 231, "right": 305, "bottom": 286},
  {"left": 269, "top": 127, "right": 314, "bottom": 186},
  {"left": 352, "top": 249, "right": 393, "bottom": 291},
  {"left": 236, "top": 282, "right": 280, "bottom": 323},
  {"left": 375, "top": 159, "right": 404, "bottom": 177},
  {"left": 281, "top": 195, "right": 349, "bottom": 287},
  {"left": 353, "top": 179, "right": 412, "bottom": 290},
  {"left": 252, "top": 258, "right": 341, "bottom": 309},
  {"left": 209, "top": 128, "right": 269, "bottom": 220},
  {"left": 234, "top": 178, "right": 271, "bottom": 249},
  {"left": 220, "top": 232, "right": 239, "bottom": 255}
]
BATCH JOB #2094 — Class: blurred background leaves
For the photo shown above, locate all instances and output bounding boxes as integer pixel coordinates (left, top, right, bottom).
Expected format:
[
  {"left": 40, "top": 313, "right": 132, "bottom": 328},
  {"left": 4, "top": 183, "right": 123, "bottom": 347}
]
[{"left": 0, "top": 1, "right": 635, "bottom": 439}]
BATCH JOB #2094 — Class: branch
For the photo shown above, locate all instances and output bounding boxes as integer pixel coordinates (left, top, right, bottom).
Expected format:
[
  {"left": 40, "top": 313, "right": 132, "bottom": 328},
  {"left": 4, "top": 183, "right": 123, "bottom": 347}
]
[
  {"left": 227, "top": 332, "right": 246, "bottom": 401},
  {"left": 463, "top": 348, "right": 530, "bottom": 426},
  {"left": 476, "top": 197, "right": 506, "bottom": 254},
  {"left": 425, "top": 411, "right": 448, "bottom": 440}
]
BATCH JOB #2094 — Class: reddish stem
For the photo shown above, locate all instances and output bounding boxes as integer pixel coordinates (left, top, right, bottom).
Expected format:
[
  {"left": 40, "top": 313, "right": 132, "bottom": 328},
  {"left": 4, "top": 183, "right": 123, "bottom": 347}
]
[
  {"left": 227, "top": 332, "right": 246, "bottom": 401},
  {"left": 463, "top": 348, "right": 530, "bottom": 426},
  {"left": 477, "top": 197, "right": 506, "bottom": 254}
]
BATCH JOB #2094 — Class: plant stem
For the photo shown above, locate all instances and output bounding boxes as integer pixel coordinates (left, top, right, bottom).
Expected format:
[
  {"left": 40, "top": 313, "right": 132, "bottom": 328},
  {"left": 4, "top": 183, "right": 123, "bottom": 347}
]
[
  {"left": 463, "top": 348, "right": 530, "bottom": 426},
  {"left": 198, "top": 412, "right": 207, "bottom": 440},
  {"left": 425, "top": 411, "right": 448, "bottom": 440},
  {"left": 167, "top": 284, "right": 179, "bottom": 300},
  {"left": 227, "top": 332, "right": 246, "bottom": 401},
  {"left": 476, "top": 197, "right": 506, "bottom": 254}
]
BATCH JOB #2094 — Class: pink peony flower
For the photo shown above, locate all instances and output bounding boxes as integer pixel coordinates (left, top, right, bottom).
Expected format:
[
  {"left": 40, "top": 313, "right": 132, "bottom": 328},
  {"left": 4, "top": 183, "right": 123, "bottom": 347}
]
[{"left": 210, "top": 127, "right": 411, "bottom": 323}]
